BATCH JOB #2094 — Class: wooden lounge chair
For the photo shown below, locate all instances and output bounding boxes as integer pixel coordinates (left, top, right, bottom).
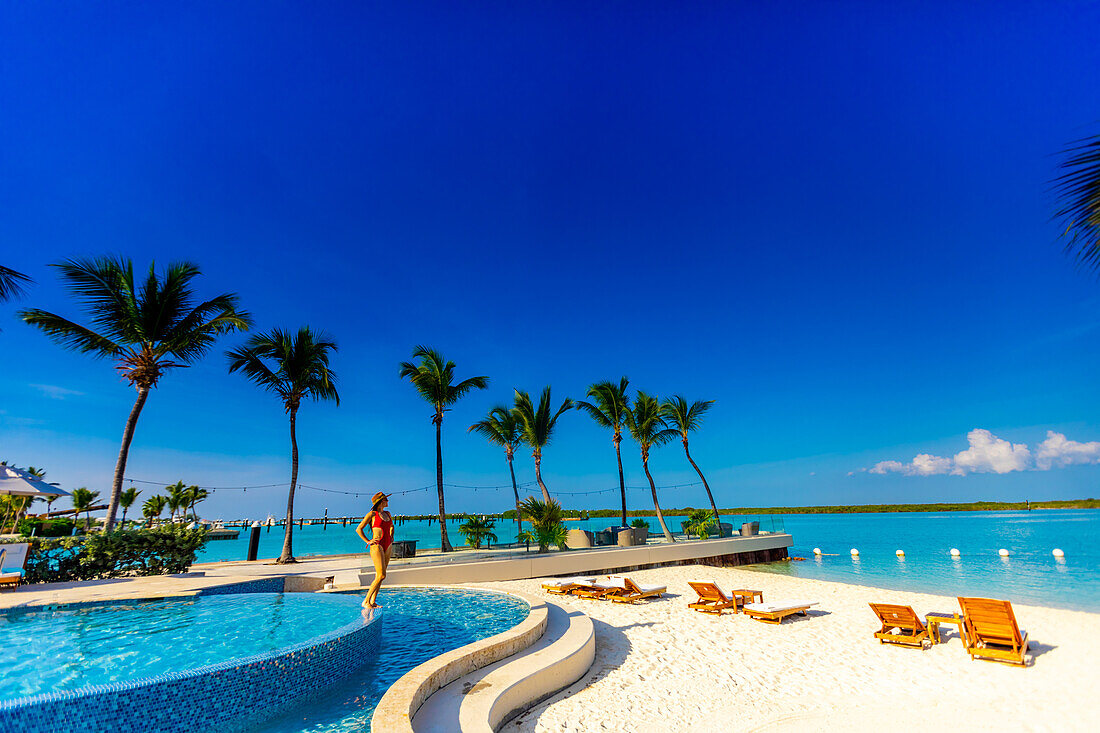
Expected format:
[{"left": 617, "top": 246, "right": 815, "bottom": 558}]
[
  {"left": 958, "top": 596, "right": 1029, "bottom": 667},
  {"left": 869, "top": 603, "right": 929, "bottom": 648},
  {"left": 541, "top": 577, "right": 597, "bottom": 595},
  {"left": 571, "top": 579, "right": 624, "bottom": 600},
  {"left": 606, "top": 575, "right": 667, "bottom": 604},
  {"left": 743, "top": 600, "right": 817, "bottom": 624},
  {"left": 688, "top": 581, "right": 739, "bottom": 615},
  {"left": 0, "top": 544, "right": 29, "bottom": 591}
]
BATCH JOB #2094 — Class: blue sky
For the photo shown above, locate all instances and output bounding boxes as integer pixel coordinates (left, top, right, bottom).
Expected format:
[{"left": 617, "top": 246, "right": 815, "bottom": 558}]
[{"left": 3, "top": 2, "right": 1100, "bottom": 519}]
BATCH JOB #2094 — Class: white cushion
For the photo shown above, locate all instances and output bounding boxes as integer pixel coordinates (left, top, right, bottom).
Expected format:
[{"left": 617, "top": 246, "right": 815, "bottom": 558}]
[
  {"left": 744, "top": 601, "right": 818, "bottom": 613},
  {"left": 0, "top": 571, "right": 21, "bottom": 580},
  {"left": 635, "top": 584, "right": 666, "bottom": 594}
]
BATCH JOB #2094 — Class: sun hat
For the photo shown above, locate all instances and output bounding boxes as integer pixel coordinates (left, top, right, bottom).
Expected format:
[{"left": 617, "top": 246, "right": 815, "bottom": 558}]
[{"left": 371, "top": 491, "right": 390, "bottom": 507}]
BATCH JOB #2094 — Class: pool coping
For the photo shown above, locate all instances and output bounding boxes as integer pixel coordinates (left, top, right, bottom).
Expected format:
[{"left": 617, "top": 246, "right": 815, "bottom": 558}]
[
  {"left": 0, "top": 592, "right": 375, "bottom": 712},
  {"left": 370, "top": 585, "right": 552, "bottom": 733}
]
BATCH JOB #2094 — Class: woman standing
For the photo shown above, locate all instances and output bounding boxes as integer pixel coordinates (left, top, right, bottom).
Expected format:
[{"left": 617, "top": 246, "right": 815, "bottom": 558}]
[{"left": 356, "top": 492, "right": 394, "bottom": 608}]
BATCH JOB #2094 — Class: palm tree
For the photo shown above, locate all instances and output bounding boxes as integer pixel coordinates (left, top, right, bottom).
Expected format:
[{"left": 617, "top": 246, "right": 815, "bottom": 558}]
[
  {"left": 625, "top": 391, "right": 677, "bottom": 542},
  {"left": 119, "top": 487, "right": 141, "bottom": 526},
  {"left": 185, "top": 486, "right": 208, "bottom": 521},
  {"left": 512, "top": 387, "right": 573, "bottom": 503},
  {"left": 399, "top": 346, "right": 488, "bottom": 553},
  {"left": 458, "top": 516, "right": 498, "bottom": 549},
  {"left": 575, "top": 377, "right": 632, "bottom": 527},
  {"left": 19, "top": 257, "right": 251, "bottom": 529},
  {"left": 143, "top": 494, "right": 167, "bottom": 527},
  {"left": 1053, "top": 134, "right": 1100, "bottom": 272},
  {"left": 166, "top": 481, "right": 189, "bottom": 523},
  {"left": 228, "top": 326, "right": 339, "bottom": 563},
  {"left": 468, "top": 406, "right": 524, "bottom": 536},
  {"left": 518, "top": 496, "right": 567, "bottom": 553},
  {"left": 662, "top": 396, "right": 721, "bottom": 529},
  {"left": 70, "top": 487, "right": 100, "bottom": 530}
]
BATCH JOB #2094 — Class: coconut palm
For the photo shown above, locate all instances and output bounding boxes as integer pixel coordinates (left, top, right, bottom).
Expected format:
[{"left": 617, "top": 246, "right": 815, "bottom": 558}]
[
  {"left": 165, "top": 481, "right": 189, "bottom": 523},
  {"left": 1053, "top": 134, "right": 1100, "bottom": 272},
  {"left": 458, "top": 516, "right": 498, "bottom": 549},
  {"left": 143, "top": 494, "right": 167, "bottom": 527},
  {"left": 228, "top": 326, "right": 339, "bottom": 563},
  {"left": 119, "top": 487, "right": 141, "bottom": 526},
  {"left": 518, "top": 496, "right": 567, "bottom": 553},
  {"left": 70, "top": 487, "right": 100, "bottom": 530},
  {"left": 468, "top": 406, "right": 524, "bottom": 535},
  {"left": 185, "top": 486, "right": 208, "bottom": 521},
  {"left": 19, "top": 257, "right": 251, "bottom": 529},
  {"left": 399, "top": 346, "right": 488, "bottom": 553},
  {"left": 512, "top": 387, "right": 573, "bottom": 503},
  {"left": 625, "top": 391, "right": 677, "bottom": 542},
  {"left": 575, "top": 377, "right": 632, "bottom": 527},
  {"left": 662, "top": 396, "right": 721, "bottom": 529}
]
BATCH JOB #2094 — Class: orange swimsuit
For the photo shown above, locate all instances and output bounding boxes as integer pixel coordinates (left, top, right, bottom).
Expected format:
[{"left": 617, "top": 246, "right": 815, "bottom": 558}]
[{"left": 372, "top": 512, "right": 393, "bottom": 550}]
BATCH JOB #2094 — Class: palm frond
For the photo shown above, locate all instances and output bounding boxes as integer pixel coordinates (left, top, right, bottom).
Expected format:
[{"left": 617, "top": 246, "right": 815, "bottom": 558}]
[
  {"left": 0, "top": 265, "right": 32, "bottom": 303},
  {"left": 228, "top": 326, "right": 339, "bottom": 408},
  {"left": 17, "top": 309, "right": 124, "bottom": 357},
  {"left": 53, "top": 256, "right": 142, "bottom": 343},
  {"left": 1053, "top": 134, "right": 1100, "bottom": 273},
  {"left": 661, "top": 395, "right": 714, "bottom": 434},
  {"left": 400, "top": 346, "right": 487, "bottom": 410}
]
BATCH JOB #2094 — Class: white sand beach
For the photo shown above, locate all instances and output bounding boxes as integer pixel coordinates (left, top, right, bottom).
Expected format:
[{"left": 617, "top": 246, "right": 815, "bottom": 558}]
[{"left": 480, "top": 565, "right": 1100, "bottom": 732}]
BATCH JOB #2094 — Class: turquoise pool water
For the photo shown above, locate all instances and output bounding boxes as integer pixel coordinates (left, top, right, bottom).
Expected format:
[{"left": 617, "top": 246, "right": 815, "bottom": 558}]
[
  {"left": 262, "top": 588, "right": 529, "bottom": 733},
  {"left": 0, "top": 593, "right": 368, "bottom": 702}
]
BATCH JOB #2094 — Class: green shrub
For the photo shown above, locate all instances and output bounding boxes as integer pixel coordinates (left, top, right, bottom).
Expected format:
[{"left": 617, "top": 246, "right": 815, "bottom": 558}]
[
  {"left": 17, "top": 517, "right": 77, "bottom": 537},
  {"left": 630, "top": 519, "right": 649, "bottom": 529},
  {"left": 0, "top": 526, "right": 209, "bottom": 584}
]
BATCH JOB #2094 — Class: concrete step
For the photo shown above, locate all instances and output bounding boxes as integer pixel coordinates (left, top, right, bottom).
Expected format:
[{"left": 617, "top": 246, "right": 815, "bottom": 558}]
[{"left": 411, "top": 598, "right": 595, "bottom": 732}]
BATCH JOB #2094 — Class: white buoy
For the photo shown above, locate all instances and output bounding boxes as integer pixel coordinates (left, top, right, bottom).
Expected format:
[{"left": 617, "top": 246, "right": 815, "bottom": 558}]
[
  {"left": 895, "top": 549, "right": 905, "bottom": 557},
  {"left": 850, "top": 548, "right": 859, "bottom": 556},
  {"left": 1053, "top": 548, "right": 1065, "bottom": 558},
  {"left": 950, "top": 548, "right": 961, "bottom": 557},
  {"left": 813, "top": 547, "right": 822, "bottom": 555},
  {"left": 998, "top": 549, "right": 1010, "bottom": 557}
]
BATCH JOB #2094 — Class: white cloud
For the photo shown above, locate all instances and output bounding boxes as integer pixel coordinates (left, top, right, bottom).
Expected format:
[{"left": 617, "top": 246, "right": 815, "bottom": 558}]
[
  {"left": 30, "top": 384, "right": 84, "bottom": 400},
  {"left": 869, "top": 453, "right": 954, "bottom": 476},
  {"left": 951, "top": 429, "right": 1031, "bottom": 475},
  {"left": 862, "top": 428, "right": 1061, "bottom": 477},
  {"left": 1035, "top": 431, "right": 1100, "bottom": 470}
]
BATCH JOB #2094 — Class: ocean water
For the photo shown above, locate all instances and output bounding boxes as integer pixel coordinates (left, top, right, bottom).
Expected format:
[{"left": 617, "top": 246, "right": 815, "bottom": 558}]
[
  {"left": 194, "top": 509, "right": 1100, "bottom": 613},
  {"left": 753, "top": 509, "right": 1100, "bottom": 613}
]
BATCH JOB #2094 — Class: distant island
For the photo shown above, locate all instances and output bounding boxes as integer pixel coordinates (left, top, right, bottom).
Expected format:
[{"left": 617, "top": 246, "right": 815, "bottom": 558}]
[{"left": 387, "top": 498, "right": 1098, "bottom": 522}]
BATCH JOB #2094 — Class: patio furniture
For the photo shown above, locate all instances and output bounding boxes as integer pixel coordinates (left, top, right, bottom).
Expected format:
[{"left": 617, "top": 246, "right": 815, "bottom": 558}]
[
  {"left": 390, "top": 540, "right": 417, "bottom": 559},
  {"left": 565, "top": 529, "right": 594, "bottom": 549},
  {"left": 869, "top": 603, "right": 930, "bottom": 648}
]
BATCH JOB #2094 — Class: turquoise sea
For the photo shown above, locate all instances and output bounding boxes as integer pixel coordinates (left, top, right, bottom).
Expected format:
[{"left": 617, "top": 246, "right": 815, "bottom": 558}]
[{"left": 195, "top": 509, "right": 1100, "bottom": 613}]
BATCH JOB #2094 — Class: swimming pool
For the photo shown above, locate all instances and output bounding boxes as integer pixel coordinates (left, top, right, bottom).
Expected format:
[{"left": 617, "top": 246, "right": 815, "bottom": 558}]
[
  {"left": 261, "top": 587, "right": 530, "bottom": 733},
  {"left": 1, "top": 593, "right": 368, "bottom": 701},
  {"left": 0, "top": 587, "right": 529, "bottom": 733}
]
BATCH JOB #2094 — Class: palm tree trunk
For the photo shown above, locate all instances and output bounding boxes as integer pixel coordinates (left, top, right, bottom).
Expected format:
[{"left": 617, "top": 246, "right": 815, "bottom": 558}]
[
  {"left": 278, "top": 407, "right": 299, "bottom": 563},
  {"left": 642, "top": 451, "right": 674, "bottom": 542},
  {"left": 533, "top": 450, "right": 551, "bottom": 502},
  {"left": 106, "top": 386, "right": 150, "bottom": 530},
  {"left": 436, "top": 418, "right": 453, "bottom": 552},
  {"left": 684, "top": 440, "right": 721, "bottom": 530},
  {"left": 614, "top": 437, "right": 627, "bottom": 527},
  {"left": 507, "top": 454, "right": 521, "bottom": 536}
]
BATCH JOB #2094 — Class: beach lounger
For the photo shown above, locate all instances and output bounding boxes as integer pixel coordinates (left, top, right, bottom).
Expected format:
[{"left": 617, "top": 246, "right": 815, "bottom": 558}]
[
  {"left": 541, "top": 577, "right": 597, "bottom": 595},
  {"left": 605, "top": 575, "right": 667, "bottom": 604},
  {"left": 0, "top": 544, "right": 29, "bottom": 591},
  {"left": 570, "top": 579, "right": 624, "bottom": 600},
  {"left": 958, "top": 596, "right": 1029, "bottom": 667},
  {"left": 743, "top": 600, "right": 817, "bottom": 624},
  {"left": 869, "top": 603, "right": 929, "bottom": 648},
  {"left": 687, "top": 581, "right": 739, "bottom": 615}
]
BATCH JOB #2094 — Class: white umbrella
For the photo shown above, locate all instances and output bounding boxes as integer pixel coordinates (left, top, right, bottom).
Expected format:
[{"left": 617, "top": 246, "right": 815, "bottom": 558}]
[{"left": 0, "top": 465, "right": 71, "bottom": 497}]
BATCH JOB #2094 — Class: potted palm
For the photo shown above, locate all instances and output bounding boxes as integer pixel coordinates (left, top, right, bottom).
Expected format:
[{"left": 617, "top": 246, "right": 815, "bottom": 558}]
[
  {"left": 458, "top": 517, "right": 498, "bottom": 550},
  {"left": 518, "top": 497, "right": 568, "bottom": 553}
]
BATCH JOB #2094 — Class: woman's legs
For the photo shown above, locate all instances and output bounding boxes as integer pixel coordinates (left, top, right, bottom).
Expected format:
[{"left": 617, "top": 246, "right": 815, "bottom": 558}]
[{"left": 364, "top": 544, "right": 387, "bottom": 607}]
